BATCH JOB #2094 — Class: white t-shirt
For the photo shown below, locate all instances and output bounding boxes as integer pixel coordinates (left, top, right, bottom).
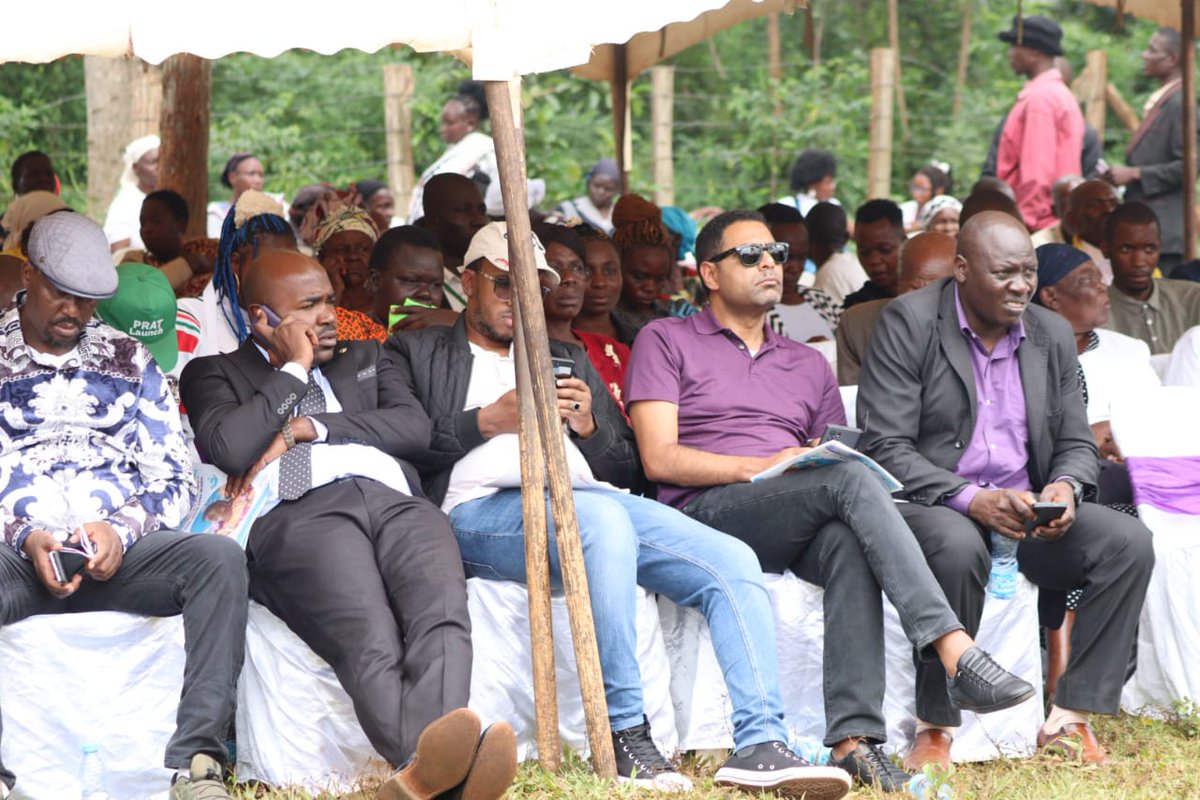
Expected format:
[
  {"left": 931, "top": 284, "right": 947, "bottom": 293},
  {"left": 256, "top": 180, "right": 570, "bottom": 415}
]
[
  {"left": 1164, "top": 324, "right": 1200, "bottom": 387},
  {"left": 813, "top": 251, "right": 868, "bottom": 306},
  {"left": 441, "top": 342, "right": 614, "bottom": 513},
  {"left": 1078, "top": 328, "right": 1160, "bottom": 424}
]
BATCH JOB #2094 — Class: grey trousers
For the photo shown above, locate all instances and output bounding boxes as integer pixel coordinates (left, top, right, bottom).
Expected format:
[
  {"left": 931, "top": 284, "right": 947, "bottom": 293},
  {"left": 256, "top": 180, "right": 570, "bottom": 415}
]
[
  {"left": 247, "top": 478, "right": 472, "bottom": 768},
  {"left": 0, "top": 531, "right": 248, "bottom": 790},
  {"left": 683, "top": 462, "right": 962, "bottom": 745},
  {"left": 899, "top": 501, "right": 1155, "bottom": 726}
]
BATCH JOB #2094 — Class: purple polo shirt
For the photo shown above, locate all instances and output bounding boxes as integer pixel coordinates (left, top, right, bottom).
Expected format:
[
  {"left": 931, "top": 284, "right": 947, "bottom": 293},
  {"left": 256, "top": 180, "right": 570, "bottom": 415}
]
[
  {"left": 625, "top": 306, "right": 845, "bottom": 509},
  {"left": 945, "top": 287, "right": 1032, "bottom": 514}
]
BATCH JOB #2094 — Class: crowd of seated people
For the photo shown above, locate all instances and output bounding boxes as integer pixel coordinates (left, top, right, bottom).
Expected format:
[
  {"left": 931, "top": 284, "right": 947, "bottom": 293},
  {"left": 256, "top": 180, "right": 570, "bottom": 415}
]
[{"left": 3, "top": 75, "right": 1198, "bottom": 798}]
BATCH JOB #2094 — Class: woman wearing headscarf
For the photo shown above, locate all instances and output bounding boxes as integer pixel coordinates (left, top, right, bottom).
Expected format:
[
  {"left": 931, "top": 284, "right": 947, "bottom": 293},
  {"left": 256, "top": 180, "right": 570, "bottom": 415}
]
[
  {"left": 308, "top": 199, "right": 380, "bottom": 317},
  {"left": 919, "top": 194, "right": 963, "bottom": 238},
  {"left": 557, "top": 158, "right": 621, "bottom": 234},
  {"left": 406, "top": 80, "right": 498, "bottom": 222},
  {"left": 103, "top": 134, "right": 159, "bottom": 251}
]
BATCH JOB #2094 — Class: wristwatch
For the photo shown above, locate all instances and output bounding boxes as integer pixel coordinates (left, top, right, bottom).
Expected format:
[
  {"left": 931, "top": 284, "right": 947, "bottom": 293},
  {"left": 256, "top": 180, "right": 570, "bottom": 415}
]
[
  {"left": 281, "top": 419, "right": 296, "bottom": 449},
  {"left": 1053, "top": 475, "right": 1084, "bottom": 506}
]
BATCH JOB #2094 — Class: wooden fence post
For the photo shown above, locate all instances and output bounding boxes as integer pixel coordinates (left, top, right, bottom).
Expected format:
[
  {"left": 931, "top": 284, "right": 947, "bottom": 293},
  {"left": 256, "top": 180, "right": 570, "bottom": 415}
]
[
  {"left": 1084, "top": 50, "right": 1107, "bottom": 143},
  {"left": 650, "top": 66, "right": 675, "bottom": 208},
  {"left": 867, "top": 48, "right": 895, "bottom": 200},
  {"left": 383, "top": 64, "right": 415, "bottom": 208}
]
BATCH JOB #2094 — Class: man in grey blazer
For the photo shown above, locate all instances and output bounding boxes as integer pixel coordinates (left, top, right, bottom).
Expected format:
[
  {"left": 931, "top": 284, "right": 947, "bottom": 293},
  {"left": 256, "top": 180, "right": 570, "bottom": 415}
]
[
  {"left": 1107, "top": 26, "right": 1196, "bottom": 274},
  {"left": 858, "top": 212, "right": 1154, "bottom": 769}
]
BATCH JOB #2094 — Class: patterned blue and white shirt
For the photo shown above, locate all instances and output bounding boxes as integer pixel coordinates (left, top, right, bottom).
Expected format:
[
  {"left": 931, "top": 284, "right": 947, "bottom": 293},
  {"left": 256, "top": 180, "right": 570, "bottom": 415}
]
[{"left": 0, "top": 305, "right": 196, "bottom": 554}]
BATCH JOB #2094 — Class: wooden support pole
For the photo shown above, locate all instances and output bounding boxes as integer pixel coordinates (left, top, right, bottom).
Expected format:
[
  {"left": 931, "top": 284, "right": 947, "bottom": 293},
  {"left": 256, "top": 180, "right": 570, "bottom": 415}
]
[
  {"left": 952, "top": 1, "right": 973, "bottom": 121},
  {"left": 611, "top": 45, "right": 630, "bottom": 194},
  {"left": 511, "top": 277, "right": 561, "bottom": 773},
  {"left": 131, "top": 60, "right": 162, "bottom": 140},
  {"left": 383, "top": 64, "right": 416, "bottom": 208},
  {"left": 887, "top": 0, "right": 909, "bottom": 142},
  {"left": 84, "top": 56, "right": 133, "bottom": 221},
  {"left": 767, "top": 13, "right": 783, "bottom": 81},
  {"left": 867, "top": 48, "right": 896, "bottom": 200},
  {"left": 158, "top": 55, "right": 211, "bottom": 239},
  {"left": 650, "top": 66, "right": 675, "bottom": 208},
  {"left": 1182, "top": 0, "right": 1196, "bottom": 259},
  {"left": 485, "top": 78, "right": 616, "bottom": 780},
  {"left": 1084, "top": 50, "right": 1108, "bottom": 143},
  {"left": 1105, "top": 82, "right": 1140, "bottom": 133}
]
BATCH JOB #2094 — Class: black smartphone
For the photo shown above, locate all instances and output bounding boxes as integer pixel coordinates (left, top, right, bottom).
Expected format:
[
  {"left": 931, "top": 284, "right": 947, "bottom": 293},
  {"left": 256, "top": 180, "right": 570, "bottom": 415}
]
[
  {"left": 49, "top": 550, "right": 88, "bottom": 583},
  {"left": 819, "top": 424, "right": 863, "bottom": 450},
  {"left": 551, "top": 356, "right": 574, "bottom": 379},
  {"left": 1027, "top": 501, "right": 1068, "bottom": 534}
]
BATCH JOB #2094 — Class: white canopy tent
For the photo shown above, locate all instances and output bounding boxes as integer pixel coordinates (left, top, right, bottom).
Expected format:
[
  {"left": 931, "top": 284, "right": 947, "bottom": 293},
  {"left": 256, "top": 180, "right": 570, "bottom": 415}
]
[{"left": 1, "top": 0, "right": 798, "bottom": 778}]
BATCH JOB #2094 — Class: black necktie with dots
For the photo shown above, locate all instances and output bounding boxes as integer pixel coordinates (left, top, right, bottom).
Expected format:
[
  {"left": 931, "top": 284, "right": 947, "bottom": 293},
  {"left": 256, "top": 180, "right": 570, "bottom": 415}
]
[{"left": 277, "top": 373, "right": 327, "bottom": 501}]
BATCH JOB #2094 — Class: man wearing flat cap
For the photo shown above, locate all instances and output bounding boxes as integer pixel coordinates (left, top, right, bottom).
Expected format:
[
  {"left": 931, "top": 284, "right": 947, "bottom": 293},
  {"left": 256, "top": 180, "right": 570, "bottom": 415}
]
[
  {"left": 0, "top": 213, "right": 248, "bottom": 800},
  {"left": 996, "top": 14, "right": 1086, "bottom": 232}
]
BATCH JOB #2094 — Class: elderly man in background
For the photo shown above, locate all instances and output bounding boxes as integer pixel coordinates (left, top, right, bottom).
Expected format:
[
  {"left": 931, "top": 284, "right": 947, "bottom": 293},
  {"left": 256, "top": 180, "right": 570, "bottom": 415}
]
[
  {"left": 995, "top": 15, "right": 1085, "bottom": 231},
  {"left": 1063, "top": 180, "right": 1120, "bottom": 284},
  {"left": 0, "top": 213, "right": 247, "bottom": 800},
  {"left": 837, "top": 232, "right": 957, "bottom": 385},
  {"left": 1102, "top": 201, "right": 1200, "bottom": 355},
  {"left": 1031, "top": 174, "right": 1084, "bottom": 247},
  {"left": 858, "top": 211, "right": 1154, "bottom": 769}
]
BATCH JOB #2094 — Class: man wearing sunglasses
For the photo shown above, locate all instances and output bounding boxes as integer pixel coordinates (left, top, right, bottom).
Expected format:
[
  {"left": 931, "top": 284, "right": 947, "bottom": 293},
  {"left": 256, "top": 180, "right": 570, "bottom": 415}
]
[
  {"left": 627, "top": 209, "right": 1035, "bottom": 793},
  {"left": 0, "top": 213, "right": 248, "bottom": 800},
  {"left": 387, "top": 221, "right": 855, "bottom": 798}
]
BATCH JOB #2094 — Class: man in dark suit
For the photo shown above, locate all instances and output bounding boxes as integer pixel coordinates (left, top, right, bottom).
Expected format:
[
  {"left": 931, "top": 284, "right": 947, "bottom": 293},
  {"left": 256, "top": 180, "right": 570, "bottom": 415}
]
[
  {"left": 858, "top": 212, "right": 1154, "bottom": 770},
  {"left": 180, "top": 250, "right": 515, "bottom": 800},
  {"left": 1107, "top": 27, "right": 1196, "bottom": 274}
]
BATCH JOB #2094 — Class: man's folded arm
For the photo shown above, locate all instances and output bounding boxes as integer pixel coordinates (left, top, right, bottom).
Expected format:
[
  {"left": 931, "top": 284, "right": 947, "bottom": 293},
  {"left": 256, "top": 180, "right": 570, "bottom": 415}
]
[
  {"left": 857, "top": 301, "right": 973, "bottom": 505},
  {"left": 180, "top": 356, "right": 307, "bottom": 476}
]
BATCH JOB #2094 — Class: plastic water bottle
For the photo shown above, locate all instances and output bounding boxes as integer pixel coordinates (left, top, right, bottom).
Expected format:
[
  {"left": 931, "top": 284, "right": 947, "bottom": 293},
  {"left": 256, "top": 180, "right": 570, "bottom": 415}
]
[
  {"left": 906, "top": 773, "right": 954, "bottom": 799},
  {"left": 789, "top": 735, "right": 833, "bottom": 765},
  {"left": 987, "top": 531, "right": 1019, "bottom": 599},
  {"left": 80, "top": 744, "right": 109, "bottom": 800}
]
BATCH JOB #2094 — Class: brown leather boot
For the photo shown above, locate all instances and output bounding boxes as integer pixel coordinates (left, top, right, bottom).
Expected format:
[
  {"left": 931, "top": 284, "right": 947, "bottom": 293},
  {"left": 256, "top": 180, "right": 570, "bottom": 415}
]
[{"left": 902, "top": 729, "right": 953, "bottom": 772}]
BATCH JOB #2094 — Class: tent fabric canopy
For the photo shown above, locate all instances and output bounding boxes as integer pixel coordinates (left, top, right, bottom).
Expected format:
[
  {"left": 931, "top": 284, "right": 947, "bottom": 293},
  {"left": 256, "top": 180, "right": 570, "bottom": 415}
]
[{"left": 2, "top": 0, "right": 791, "bottom": 78}]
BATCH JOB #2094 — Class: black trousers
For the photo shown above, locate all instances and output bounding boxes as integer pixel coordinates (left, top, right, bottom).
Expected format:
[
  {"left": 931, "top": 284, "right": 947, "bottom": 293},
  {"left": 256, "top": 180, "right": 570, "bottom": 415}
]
[
  {"left": 0, "top": 531, "right": 248, "bottom": 790},
  {"left": 247, "top": 478, "right": 472, "bottom": 767},
  {"left": 899, "top": 501, "right": 1154, "bottom": 726}
]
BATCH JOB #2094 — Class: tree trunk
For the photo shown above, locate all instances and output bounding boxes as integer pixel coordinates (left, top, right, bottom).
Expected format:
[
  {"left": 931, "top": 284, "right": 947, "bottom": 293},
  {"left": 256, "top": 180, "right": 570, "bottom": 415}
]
[
  {"left": 158, "top": 55, "right": 212, "bottom": 239},
  {"left": 887, "top": 0, "right": 909, "bottom": 143},
  {"left": 953, "top": 1, "right": 973, "bottom": 121}
]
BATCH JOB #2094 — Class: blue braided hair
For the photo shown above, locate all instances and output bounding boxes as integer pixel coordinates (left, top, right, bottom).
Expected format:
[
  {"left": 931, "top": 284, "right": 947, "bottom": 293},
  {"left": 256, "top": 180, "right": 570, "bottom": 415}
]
[{"left": 214, "top": 204, "right": 293, "bottom": 342}]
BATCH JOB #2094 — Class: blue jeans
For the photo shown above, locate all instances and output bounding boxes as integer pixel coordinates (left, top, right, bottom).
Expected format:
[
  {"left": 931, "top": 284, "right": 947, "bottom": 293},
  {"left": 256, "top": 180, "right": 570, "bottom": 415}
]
[{"left": 450, "top": 487, "right": 788, "bottom": 749}]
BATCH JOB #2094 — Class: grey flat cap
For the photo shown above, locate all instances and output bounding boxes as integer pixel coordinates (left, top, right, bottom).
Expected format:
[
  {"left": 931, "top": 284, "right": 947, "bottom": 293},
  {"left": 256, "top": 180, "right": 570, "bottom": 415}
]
[{"left": 25, "top": 212, "right": 118, "bottom": 300}]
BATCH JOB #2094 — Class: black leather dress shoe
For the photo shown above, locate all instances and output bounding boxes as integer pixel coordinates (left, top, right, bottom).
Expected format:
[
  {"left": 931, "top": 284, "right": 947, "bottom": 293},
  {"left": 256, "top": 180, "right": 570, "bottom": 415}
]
[{"left": 947, "top": 646, "right": 1037, "bottom": 713}]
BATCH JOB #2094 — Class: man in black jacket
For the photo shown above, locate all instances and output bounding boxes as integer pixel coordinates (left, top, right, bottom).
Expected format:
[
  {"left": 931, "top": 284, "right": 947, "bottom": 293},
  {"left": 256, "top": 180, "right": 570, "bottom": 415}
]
[
  {"left": 386, "top": 222, "right": 854, "bottom": 799},
  {"left": 180, "top": 250, "right": 515, "bottom": 800}
]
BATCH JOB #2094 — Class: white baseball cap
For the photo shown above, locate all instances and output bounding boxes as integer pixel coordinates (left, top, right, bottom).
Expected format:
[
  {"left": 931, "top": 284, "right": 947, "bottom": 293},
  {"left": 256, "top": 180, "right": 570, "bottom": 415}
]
[{"left": 463, "top": 221, "right": 559, "bottom": 283}]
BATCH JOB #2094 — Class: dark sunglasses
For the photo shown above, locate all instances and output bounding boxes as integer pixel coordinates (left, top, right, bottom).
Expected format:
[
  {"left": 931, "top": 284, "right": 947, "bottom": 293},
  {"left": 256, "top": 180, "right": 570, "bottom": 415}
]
[
  {"left": 710, "top": 242, "right": 789, "bottom": 267},
  {"left": 477, "top": 271, "right": 552, "bottom": 300}
]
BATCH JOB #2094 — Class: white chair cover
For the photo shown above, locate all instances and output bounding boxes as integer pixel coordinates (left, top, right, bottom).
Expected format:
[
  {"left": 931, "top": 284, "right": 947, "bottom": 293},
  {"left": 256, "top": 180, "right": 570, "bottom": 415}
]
[
  {"left": 0, "top": 613, "right": 184, "bottom": 800},
  {"left": 1112, "top": 386, "right": 1200, "bottom": 712},
  {"left": 659, "top": 570, "right": 1043, "bottom": 760},
  {"left": 236, "top": 579, "right": 677, "bottom": 792}
]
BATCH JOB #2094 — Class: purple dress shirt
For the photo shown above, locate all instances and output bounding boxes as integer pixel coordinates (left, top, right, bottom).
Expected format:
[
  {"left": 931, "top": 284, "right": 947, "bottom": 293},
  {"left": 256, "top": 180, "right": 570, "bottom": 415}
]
[
  {"left": 625, "top": 306, "right": 845, "bottom": 509},
  {"left": 945, "top": 287, "right": 1033, "bottom": 514}
]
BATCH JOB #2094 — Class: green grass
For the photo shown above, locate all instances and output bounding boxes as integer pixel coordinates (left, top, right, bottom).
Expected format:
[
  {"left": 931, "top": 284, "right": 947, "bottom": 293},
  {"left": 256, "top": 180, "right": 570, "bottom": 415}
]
[{"left": 229, "top": 713, "right": 1200, "bottom": 799}]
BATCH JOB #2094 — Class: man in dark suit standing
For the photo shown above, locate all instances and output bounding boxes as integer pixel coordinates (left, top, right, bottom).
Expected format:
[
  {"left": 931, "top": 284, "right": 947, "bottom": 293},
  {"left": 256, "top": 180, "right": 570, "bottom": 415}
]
[
  {"left": 180, "top": 250, "right": 515, "bottom": 800},
  {"left": 858, "top": 212, "right": 1154, "bottom": 770},
  {"left": 1107, "top": 27, "right": 1195, "bottom": 274}
]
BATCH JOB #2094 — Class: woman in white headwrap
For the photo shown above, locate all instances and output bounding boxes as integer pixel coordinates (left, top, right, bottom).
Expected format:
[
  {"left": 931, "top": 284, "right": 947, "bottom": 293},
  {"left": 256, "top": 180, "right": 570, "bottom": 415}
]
[
  {"left": 103, "top": 134, "right": 160, "bottom": 251},
  {"left": 919, "top": 194, "right": 963, "bottom": 238}
]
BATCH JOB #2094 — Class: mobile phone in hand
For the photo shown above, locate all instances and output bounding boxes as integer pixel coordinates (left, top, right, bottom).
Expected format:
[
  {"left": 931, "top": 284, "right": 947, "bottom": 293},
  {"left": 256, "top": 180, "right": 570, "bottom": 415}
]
[
  {"left": 49, "top": 550, "right": 88, "bottom": 583},
  {"left": 1026, "top": 501, "right": 1068, "bottom": 535},
  {"left": 551, "top": 356, "right": 574, "bottom": 379}
]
